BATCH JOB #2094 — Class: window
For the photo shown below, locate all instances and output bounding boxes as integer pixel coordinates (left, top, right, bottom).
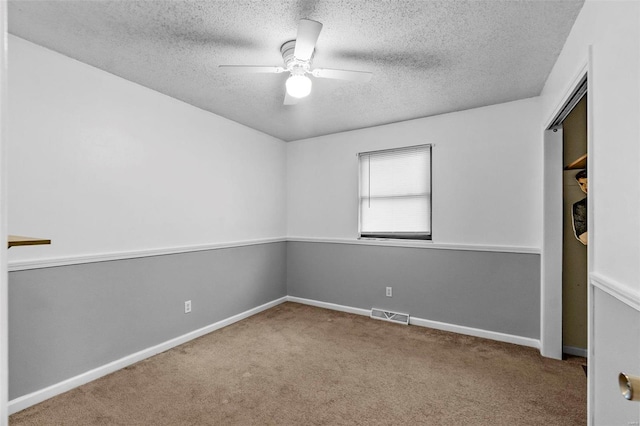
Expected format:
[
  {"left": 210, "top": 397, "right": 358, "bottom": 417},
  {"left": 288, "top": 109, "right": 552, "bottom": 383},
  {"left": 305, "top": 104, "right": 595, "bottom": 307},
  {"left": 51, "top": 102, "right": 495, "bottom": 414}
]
[{"left": 358, "top": 144, "right": 432, "bottom": 240}]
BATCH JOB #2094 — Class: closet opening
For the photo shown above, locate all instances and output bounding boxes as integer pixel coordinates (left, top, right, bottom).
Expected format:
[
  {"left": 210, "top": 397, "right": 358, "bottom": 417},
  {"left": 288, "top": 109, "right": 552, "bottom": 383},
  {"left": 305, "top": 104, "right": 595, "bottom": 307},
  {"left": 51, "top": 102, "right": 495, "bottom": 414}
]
[
  {"left": 542, "top": 73, "right": 588, "bottom": 361},
  {"left": 559, "top": 87, "right": 588, "bottom": 359}
]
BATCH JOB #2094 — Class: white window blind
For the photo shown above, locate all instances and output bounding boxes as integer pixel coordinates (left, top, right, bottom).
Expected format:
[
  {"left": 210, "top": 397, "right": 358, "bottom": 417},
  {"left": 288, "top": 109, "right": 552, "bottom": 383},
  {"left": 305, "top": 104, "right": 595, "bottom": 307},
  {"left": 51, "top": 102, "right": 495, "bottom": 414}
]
[{"left": 359, "top": 144, "right": 431, "bottom": 240}]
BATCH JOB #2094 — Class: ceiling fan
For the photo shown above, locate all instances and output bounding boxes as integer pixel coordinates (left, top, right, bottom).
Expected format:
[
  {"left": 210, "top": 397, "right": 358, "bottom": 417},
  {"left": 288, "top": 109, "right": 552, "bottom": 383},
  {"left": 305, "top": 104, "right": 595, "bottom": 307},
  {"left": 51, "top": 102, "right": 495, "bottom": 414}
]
[{"left": 219, "top": 19, "right": 373, "bottom": 105}]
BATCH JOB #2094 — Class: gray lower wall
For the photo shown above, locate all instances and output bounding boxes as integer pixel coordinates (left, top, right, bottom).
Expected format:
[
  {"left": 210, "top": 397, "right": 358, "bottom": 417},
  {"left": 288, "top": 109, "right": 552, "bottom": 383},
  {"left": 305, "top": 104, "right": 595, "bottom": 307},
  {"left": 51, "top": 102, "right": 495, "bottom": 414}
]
[
  {"left": 9, "top": 240, "right": 541, "bottom": 401},
  {"left": 286, "top": 241, "right": 540, "bottom": 339},
  {"left": 593, "top": 287, "right": 640, "bottom": 425},
  {"left": 9, "top": 242, "right": 287, "bottom": 400}
]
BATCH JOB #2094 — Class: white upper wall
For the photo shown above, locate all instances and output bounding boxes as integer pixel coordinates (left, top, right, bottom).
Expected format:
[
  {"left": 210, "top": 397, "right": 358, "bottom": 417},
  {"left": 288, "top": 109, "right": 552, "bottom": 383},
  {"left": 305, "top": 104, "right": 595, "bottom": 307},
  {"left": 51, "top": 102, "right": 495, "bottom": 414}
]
[
  {"left": 540, "top": 0, "right": 636, "bottom": 122},
  {"left": 287, "top": 97, "right": 543, "bottom": 250},
  {"left": 540, "top": 0, "right": 639, "bottom": 290},
  {"left": 8, "top": 36, "right": 286, "bottom": 262}
]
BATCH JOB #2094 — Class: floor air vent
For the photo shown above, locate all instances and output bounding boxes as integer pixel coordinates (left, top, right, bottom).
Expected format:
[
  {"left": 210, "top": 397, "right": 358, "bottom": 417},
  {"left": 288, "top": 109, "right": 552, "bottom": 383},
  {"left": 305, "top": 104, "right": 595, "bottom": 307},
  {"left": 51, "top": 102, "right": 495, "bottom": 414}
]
[{"left": 370, "top": 308, "right": 410, "bottom": 325}]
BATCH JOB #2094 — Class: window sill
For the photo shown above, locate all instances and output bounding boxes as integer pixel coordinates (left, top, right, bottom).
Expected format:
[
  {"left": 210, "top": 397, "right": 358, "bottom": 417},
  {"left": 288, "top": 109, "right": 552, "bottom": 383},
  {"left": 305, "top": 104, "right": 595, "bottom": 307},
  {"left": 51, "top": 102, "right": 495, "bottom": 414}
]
[{"left": 357, "top": 237, "right": 432, "bottom": 243}]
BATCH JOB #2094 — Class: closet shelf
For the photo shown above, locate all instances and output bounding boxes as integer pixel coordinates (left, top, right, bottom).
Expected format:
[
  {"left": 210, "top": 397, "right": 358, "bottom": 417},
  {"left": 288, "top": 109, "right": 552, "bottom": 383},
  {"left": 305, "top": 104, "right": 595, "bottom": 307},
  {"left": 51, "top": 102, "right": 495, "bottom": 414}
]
[
  {"left": 565, "top": 153, "right": 587, "bottom": 170},
  {"left": 8, "top": 235, "right": 51, "bottom": 249}
]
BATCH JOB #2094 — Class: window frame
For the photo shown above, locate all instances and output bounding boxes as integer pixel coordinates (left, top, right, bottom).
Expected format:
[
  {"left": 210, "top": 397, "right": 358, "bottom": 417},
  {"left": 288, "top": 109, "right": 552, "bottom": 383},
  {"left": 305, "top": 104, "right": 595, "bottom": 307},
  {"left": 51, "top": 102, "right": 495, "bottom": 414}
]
[{"left": 357, "top": 144, "right": 432, "bottom": 241}]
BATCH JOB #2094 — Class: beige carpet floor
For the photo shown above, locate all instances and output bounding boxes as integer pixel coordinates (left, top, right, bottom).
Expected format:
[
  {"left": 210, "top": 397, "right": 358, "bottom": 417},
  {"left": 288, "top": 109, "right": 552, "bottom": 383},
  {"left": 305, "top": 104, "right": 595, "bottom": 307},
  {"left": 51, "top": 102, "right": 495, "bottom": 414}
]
[{"left": 10, "top": 302, "right": 586, "bottom": 425}]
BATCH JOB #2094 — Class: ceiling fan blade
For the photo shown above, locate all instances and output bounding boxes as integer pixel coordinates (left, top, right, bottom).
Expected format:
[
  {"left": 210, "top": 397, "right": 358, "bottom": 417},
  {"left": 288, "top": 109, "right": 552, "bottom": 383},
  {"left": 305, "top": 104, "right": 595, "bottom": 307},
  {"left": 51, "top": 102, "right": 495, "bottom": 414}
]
[
  {"left": 284, "top": 91, "right": 299, "bottom": 106},
  {"left": 293, "top": 19, "right": 323, "bottom": 61},
  {"left": 311, "top": 68, "right": 372, "bottom": 82},
  {"left": 219, "top": 65, "right": 285, "bottom": 74}
]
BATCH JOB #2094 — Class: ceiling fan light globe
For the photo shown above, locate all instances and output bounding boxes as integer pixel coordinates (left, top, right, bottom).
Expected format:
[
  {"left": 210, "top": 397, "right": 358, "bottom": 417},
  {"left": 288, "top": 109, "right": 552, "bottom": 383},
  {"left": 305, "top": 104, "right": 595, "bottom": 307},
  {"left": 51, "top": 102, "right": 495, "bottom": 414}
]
[{"left": 286, "top": 75, "right": 312, "bottom": 98}]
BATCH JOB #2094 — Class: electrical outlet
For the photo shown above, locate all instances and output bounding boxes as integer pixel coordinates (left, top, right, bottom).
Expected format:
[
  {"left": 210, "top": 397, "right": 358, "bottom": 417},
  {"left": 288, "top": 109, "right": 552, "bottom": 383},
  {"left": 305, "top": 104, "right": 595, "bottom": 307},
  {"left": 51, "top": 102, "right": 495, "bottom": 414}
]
[
  {"left": 184, "top": 300, "right": 192, "bottom": 314},
  {"left": 386, "top": 287, "right": 392, "bottom": 297}
]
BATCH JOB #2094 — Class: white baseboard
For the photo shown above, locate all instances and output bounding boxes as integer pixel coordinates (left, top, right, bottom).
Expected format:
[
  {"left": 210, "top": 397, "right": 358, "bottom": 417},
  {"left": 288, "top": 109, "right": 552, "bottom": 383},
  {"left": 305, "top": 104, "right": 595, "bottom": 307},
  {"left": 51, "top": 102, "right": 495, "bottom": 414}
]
[
  {"left": 286, "top": 296, "right": 371, "bottom": 316},
  {"left": 409, "top": 317, "right": 540, "bottom": 349},
  {"left": 563, "top": 345, "right": 588, "bottom": 358},
  {"left": 8, "top": 296, "right": 288, "bottom": 415},
  {"left": 10, "top": 295, "right": 541, "bottom": 414},
  {"left": 287, "top": 296, "right": 541, "bottom": 350}
]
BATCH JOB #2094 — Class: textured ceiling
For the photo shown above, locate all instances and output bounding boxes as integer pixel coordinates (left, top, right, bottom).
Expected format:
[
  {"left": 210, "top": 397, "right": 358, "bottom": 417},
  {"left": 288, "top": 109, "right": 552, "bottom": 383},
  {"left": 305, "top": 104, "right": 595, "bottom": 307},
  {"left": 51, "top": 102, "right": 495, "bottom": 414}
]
[{"left": 8, "top": 0, "right": 584, "bottom": 141}]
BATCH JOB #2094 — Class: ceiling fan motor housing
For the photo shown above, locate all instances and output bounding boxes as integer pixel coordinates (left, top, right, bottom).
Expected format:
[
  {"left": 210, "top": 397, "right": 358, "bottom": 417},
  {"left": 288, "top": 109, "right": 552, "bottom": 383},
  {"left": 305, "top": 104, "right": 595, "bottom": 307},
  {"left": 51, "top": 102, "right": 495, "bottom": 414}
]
[
  {"left": 281, "top": 40, "right": 313, "bottom": 72},
  {"left": 218, "top": 19, "right": 371, "bottom": 106}
]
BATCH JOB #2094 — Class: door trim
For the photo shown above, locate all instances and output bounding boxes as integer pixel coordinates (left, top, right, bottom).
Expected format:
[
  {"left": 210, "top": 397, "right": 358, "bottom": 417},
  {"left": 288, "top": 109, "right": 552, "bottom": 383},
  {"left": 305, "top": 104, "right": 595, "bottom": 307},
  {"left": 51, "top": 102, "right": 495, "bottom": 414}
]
[{"left": 540, "top": 62, "right": 588, "bottom": 362}]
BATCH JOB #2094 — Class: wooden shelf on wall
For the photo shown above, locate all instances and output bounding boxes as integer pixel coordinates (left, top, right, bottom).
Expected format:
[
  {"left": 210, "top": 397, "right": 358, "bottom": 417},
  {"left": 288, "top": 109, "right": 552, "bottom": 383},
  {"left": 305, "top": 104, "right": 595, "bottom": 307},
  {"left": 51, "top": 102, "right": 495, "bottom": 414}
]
[
  {"left": 8, "top": 235, "right": 51, "bottom": 249},
  {"left": 565, "top": 153, "right": 587, "bottom": 170}
]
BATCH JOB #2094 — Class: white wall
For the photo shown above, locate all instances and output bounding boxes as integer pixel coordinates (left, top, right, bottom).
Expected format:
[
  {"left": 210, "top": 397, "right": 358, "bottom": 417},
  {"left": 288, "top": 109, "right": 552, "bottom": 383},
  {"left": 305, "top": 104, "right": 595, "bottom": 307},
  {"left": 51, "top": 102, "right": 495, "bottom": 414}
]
[
  {"left": 539, "top": 1, "right": 640, "bottom": 423},
  {"left": 1, "top": 3, "right": 8, "bottom": 424},
  {"left": 541, "top": 0, "right": 639, "bottom": 289},
  {"left": 287, "top": 98, "right": 542, "bottom": 249},
  {"left": 8, "top": 36, "right": 286, "bottom": 263}
]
